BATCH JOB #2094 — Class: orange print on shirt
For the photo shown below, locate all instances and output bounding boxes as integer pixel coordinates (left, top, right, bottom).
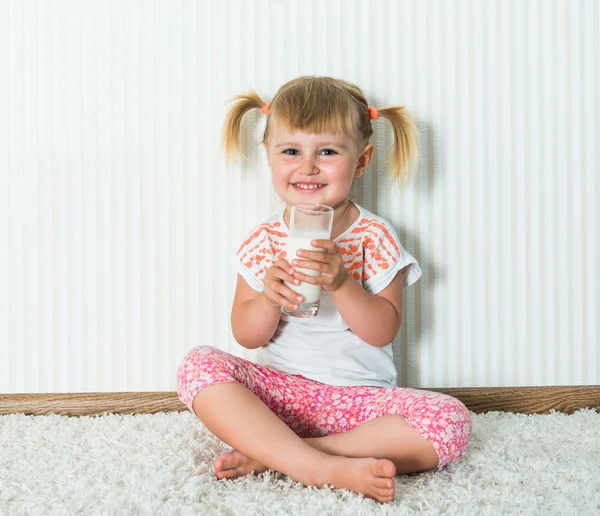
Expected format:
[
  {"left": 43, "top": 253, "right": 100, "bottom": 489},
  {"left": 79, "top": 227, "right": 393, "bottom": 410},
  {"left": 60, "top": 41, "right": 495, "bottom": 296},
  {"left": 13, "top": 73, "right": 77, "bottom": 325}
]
[
  {"left": 238, "top": 221, "right": 286, "bottom": 279},
  {"left": 238, "top": 217, "right": 401, "bottom": 285}
]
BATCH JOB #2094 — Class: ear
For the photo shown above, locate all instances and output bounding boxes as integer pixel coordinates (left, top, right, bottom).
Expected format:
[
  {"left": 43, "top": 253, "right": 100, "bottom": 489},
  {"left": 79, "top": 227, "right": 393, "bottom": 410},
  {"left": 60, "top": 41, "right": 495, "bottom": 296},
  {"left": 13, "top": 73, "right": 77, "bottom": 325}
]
[{"left": 354, "top": 144, "right": 375, "bottom": 179}]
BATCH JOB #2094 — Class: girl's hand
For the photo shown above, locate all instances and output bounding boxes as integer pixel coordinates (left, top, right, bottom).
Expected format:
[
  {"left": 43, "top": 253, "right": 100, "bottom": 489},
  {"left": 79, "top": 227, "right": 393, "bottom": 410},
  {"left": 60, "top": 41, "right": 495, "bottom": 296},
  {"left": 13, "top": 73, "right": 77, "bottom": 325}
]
[
  {"left": 262, "top": 258, "right": 304, "bottom": 311},
  {"left": 291, "top": 240, "right": 349, "bottom": 292}
]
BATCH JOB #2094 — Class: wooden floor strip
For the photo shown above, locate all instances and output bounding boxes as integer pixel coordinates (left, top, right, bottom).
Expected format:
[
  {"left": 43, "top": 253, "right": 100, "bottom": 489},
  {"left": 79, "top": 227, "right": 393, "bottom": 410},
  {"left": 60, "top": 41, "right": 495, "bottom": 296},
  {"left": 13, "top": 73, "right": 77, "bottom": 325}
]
[
  {"left": 0, "top": 386, "right": 598, "bottom": 417},
  {"left": 434, "top": 386, "right": 600, "bottom": 415}
]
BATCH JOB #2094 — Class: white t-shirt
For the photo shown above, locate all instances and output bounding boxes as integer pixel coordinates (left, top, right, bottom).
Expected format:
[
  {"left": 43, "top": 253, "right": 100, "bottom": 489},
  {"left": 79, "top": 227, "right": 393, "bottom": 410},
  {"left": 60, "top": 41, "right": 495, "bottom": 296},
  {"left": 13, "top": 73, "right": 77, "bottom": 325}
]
[{"left": 234, "top": 202, "right": 422, "bottom": 388}]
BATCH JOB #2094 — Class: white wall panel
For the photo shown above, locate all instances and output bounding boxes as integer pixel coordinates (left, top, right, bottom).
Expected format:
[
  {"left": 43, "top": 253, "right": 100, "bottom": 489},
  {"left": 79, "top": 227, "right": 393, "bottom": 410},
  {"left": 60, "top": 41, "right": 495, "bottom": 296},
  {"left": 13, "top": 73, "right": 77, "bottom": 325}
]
[{"left": 0, "top": 0, "right": 598, "bottom": 393}]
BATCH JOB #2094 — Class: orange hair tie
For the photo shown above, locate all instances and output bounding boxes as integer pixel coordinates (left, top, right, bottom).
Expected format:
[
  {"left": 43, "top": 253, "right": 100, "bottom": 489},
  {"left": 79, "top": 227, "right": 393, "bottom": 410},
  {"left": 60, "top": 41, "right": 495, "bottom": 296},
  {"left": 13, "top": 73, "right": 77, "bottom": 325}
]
[
  {"left": 261, "top": 102, "right": 271, "bottom": 116},
  {"left": 368, "top": 106, "right": 379, "bottom": 120}
]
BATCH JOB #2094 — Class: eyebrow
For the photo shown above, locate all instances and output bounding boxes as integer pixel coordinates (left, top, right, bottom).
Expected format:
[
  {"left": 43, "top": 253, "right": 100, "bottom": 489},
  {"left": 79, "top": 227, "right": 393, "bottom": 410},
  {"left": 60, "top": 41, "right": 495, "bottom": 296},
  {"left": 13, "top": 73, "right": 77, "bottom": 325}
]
[{"left": 274, "top": 141, "right": 348, "bottom": 150}]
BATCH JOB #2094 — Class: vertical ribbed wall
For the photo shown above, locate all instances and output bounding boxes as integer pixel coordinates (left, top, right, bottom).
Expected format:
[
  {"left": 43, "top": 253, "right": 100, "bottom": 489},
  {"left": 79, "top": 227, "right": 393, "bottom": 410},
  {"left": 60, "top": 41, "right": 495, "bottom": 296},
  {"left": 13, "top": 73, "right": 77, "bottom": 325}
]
[{"left": 0, "top": 0, "right": 597, "bottom": 393}]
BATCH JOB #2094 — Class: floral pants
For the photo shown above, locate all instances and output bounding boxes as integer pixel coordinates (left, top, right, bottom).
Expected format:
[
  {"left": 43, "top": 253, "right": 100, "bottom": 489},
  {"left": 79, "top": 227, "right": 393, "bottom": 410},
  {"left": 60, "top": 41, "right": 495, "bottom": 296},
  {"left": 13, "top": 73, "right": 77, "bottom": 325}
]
[{"left": 177, "top": 345, "right": 472, "bottom": 470}]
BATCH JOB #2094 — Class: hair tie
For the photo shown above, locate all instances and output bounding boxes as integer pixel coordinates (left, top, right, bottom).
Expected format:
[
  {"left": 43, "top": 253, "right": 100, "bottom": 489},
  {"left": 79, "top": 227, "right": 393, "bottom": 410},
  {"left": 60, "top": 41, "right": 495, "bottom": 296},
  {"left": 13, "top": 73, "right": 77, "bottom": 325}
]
[
  {"left": 261, "top": 102, "right": 271, "bottom": 116},
  {"left": 368, "top": 106, "right": 379, "bottom": 120}
]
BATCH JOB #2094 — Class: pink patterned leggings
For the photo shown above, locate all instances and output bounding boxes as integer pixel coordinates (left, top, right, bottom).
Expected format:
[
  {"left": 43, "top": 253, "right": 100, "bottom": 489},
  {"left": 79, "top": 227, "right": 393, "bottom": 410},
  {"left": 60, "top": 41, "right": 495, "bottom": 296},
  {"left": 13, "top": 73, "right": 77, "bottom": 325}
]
[{"left": 177, "top": 345, "right": 472, "bottom": 470}]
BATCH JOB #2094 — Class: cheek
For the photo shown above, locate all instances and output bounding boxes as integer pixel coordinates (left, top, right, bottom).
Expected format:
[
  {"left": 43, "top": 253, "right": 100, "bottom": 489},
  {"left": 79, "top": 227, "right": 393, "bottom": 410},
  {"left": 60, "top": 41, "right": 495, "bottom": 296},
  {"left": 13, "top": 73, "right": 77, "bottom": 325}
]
[
  {"left": 322, "top": 159, "right": 354, "bottom": 180},
  {"left": 272, "top": 161, "right": 296, "bottom": 179},
  {"left": 271, "top": 167, "right": 293, "bottom": 192}
]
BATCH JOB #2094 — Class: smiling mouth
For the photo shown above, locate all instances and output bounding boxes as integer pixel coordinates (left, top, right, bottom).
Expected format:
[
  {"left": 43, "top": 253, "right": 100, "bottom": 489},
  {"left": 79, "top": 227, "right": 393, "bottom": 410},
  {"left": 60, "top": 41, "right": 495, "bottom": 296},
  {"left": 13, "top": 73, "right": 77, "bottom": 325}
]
[{"left": 292, "top": 183, "right": 326, "bottom": 190}]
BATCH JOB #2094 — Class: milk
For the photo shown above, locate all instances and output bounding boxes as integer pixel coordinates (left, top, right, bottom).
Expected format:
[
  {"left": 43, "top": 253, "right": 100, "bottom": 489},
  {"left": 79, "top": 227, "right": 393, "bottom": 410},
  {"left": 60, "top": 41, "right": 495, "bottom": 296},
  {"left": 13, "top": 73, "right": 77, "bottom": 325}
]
[{"left": 284, "top": 232, "right": 330, "bottom": 303}]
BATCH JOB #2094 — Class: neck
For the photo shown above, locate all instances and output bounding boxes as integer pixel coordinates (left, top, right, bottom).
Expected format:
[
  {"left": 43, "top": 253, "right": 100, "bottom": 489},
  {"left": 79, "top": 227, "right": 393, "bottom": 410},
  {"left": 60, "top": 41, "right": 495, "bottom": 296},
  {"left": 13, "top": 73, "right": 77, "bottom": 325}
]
[{"left": 330, "top": 199, "right": 352, "bottom": 232}]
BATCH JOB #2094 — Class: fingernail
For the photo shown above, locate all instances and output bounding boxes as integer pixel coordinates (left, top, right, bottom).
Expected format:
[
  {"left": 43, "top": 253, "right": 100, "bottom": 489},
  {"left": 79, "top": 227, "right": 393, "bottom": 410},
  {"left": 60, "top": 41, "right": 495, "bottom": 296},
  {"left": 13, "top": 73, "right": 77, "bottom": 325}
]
[
  {"left": 297, "top": 296, "right": 302, "bottom": 301},
  {"left": 294, "top": 279, "right": 300, "bottom": 285}
]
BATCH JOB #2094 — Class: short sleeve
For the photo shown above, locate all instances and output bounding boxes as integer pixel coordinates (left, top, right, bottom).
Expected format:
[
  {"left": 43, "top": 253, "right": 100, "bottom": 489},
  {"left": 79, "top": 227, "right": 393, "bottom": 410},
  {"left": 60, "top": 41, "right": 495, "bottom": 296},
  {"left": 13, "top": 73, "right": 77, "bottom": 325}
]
[
  {"left": 230, "top": 220, "right": 286, "bottom": 293},
  {"left": 361, "top": 221, "right": 422, "bottom": 295},
  {"left": 229, "top": 249, "right": 264, "bottom": 292}
]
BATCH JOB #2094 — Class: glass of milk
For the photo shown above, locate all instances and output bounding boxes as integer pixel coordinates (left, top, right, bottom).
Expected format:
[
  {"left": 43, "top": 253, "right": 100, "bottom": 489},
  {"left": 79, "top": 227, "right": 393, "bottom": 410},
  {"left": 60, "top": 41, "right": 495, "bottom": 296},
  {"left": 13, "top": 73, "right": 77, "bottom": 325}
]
[{"left": 281, "top": 203, "right": 334, "bottom": 318}]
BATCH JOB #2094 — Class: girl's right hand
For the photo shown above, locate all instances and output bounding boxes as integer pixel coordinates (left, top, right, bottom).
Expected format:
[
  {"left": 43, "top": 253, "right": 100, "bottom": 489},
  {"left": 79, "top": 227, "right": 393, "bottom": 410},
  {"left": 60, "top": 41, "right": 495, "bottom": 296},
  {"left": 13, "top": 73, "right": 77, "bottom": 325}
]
[{"left": 263, "top": 258, "right": 304, "bottom": 310}]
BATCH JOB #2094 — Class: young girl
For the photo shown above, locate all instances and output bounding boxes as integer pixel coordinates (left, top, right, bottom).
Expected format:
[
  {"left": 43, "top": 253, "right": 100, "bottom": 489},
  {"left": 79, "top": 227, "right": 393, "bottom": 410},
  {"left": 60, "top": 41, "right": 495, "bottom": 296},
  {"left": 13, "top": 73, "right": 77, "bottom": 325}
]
[{"left": 177, "top": 76, "right": 472, "bottom": 504}]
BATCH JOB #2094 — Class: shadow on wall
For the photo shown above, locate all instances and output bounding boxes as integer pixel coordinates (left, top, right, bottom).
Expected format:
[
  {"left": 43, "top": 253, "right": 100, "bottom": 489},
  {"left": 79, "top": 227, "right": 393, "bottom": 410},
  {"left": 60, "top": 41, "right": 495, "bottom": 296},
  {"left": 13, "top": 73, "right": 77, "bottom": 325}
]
[{"left": 355, "top": 117, "right": 444, "bottom": 387}]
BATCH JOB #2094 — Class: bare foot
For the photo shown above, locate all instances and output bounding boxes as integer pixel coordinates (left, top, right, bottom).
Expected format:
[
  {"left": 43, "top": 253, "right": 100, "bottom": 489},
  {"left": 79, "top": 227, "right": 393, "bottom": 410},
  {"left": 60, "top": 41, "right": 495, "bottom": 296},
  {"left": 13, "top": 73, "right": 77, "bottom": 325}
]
[
  {"left": 317, "top": 457, "right": 397, "bottom": 504},
  {"left": 214, "top": 449, "right": 268, "bottom": 480},
  {"left": 214, "top": 450, "right": 397, "bottom": 504}
]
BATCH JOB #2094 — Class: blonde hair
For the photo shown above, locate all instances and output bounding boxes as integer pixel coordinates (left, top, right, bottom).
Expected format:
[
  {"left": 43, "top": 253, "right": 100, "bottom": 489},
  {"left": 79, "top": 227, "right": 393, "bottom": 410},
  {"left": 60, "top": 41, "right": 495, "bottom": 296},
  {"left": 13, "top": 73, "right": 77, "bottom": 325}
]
[{"left": 223, "top": 76, "right": 419, "bottom": 188}]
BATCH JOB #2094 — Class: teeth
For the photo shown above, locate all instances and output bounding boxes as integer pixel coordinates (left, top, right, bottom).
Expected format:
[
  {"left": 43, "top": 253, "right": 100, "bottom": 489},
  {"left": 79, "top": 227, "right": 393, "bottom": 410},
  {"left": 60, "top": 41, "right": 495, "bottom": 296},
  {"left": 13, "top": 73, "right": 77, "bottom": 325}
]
[{"left": 295, "top": 184, "right": 323, "bottom": 189}]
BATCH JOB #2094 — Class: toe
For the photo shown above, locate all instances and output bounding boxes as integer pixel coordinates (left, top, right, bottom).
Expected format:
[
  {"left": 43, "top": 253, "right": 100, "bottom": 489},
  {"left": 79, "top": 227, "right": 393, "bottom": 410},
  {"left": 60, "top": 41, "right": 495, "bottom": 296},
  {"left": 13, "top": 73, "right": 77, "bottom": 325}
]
[
  {"left": 372, "top": 488, "right": 394, "bottom": 504},
  {"left": 217, "top": 468, "right": 240, "bottom": 480},
  {"left": 374, "top": 459, "right": 396, "bottom": 478},
  {"left": 214, "top": 452, "right": 235, "bottom": 472},
  {"left": 375, "top": 487, "right": 395, "bottom": 500},
  {"left": 373, "top": 477, "right": 394, "bottom": 490},
  {"left": 374, "top": 479, "right": 395, "bottom": 498}
]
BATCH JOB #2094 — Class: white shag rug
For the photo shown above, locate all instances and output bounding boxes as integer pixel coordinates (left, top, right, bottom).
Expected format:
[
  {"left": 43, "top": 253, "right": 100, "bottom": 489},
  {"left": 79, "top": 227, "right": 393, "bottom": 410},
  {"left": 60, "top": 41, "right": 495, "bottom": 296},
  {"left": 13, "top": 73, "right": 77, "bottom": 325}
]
[{"left": 1, "top": 409, "right": 599, "bottom": 515}]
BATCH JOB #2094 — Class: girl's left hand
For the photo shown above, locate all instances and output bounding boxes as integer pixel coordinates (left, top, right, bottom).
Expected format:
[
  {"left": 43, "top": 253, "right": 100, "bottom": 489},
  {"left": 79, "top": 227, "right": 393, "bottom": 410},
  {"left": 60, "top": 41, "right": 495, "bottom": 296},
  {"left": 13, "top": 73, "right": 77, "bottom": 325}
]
[{"left": 291, "top": 240, "right": 349, "bottom": 292}]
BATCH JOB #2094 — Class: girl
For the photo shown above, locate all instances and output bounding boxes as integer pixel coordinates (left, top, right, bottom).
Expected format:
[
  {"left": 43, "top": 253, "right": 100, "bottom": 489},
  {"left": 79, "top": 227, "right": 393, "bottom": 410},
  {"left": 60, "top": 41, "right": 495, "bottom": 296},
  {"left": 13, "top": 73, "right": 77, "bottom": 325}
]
[{"left": 177, "top": 76, "right": 472, "bottom": 504}]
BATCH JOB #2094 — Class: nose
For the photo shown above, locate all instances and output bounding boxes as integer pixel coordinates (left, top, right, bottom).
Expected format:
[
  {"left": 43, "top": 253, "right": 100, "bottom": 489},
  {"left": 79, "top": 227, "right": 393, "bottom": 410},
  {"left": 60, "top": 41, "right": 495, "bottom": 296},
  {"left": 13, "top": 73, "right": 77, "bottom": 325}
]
[{"left": 298, "top": 156, "right": 319, "bottom": 175}]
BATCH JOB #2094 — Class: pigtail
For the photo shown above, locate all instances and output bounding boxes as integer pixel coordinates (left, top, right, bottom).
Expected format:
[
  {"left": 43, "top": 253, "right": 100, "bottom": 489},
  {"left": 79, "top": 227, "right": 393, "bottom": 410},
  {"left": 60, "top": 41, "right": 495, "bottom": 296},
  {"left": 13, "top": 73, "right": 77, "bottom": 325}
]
[
  {"left": 376, "top": 106, "right": 420, "bottom": 189},
  {"left": 222, "top": 90, "right": 266, "bottom": 160}
]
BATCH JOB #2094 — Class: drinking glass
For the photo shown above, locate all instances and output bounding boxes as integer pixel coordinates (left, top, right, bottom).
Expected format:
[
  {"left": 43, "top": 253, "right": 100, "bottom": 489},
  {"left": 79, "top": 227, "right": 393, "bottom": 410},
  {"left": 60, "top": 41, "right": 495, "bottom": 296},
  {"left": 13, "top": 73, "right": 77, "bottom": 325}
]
[{"left": 281, "top": 203, "right": 334, "bottom": 318}]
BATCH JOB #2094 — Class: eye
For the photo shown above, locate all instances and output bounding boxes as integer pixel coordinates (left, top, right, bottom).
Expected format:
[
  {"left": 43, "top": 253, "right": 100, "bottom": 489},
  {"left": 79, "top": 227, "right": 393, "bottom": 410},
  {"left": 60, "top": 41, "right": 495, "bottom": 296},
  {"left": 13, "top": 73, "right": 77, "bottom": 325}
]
[
  {"left": 283, "top": 148, "right": 299, "bottom": 156},
  {"left": 320, "top": 149, "right": 337, "bottom": 156}
]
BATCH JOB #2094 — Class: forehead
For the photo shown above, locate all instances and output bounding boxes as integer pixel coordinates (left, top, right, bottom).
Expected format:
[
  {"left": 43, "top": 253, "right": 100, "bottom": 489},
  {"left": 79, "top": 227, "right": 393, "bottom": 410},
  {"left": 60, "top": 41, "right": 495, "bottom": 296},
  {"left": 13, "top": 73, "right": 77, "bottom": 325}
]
[{"left": 269, "top": 124, "right": 355, "bottom": 148}]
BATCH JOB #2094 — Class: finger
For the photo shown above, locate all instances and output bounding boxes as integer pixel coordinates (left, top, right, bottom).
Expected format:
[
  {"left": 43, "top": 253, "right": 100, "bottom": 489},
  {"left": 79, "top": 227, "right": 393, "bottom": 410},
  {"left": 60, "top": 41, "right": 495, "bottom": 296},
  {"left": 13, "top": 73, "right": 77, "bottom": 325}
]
[
  {"left": 271, "top": 263, "right": 300, "bottom": 285},
  {"left": 267, "top": 288, "right": 303, "bottom": 311},
  {"left": 290, "top": 270, "right": 321, "bottom": 284},
  {"left": 275, "top": 285, "right": 304, "bottom": 307},
  {"left": 294, "top": 250, "right": 330, "bottom": 263},
  {"left": 278, "top": 294, "right": 301, "bottom": 311},
  {"left": 291, "top": 259, "right": 323, "bottom": 272},
  {"left": 309, "top": 239, "right": 337, "bottom": 251},
  {"left": 276, "top": 258, "right": 297, "bottom": 276}
]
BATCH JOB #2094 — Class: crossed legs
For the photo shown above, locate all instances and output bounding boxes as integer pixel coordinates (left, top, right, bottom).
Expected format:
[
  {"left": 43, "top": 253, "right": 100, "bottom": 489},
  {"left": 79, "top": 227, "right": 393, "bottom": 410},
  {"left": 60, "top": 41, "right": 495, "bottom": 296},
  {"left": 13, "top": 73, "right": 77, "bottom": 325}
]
[{"left": 193, "top": 382, "right": 439, "bottom": 504}]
